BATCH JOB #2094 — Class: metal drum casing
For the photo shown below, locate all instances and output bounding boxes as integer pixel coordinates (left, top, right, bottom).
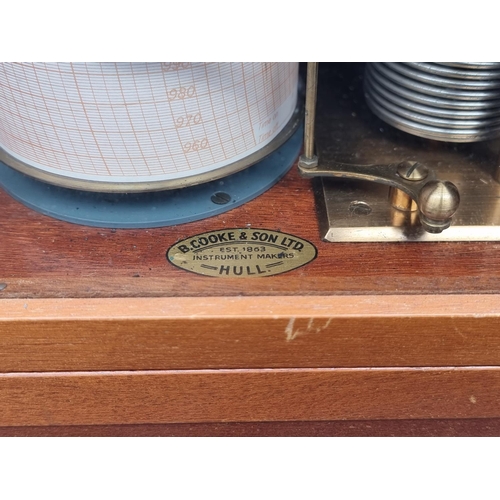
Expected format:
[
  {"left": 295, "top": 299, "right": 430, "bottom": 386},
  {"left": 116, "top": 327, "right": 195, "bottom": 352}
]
[{"left": 0, "top": 62, "right": 299, "bottom": 192}]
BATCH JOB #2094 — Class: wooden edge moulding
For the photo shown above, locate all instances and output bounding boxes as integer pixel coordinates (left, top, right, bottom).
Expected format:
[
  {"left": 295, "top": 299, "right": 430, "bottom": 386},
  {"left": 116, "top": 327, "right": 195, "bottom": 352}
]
[{"left": 1, "top": 294, "right": 500, "bottom": 430}]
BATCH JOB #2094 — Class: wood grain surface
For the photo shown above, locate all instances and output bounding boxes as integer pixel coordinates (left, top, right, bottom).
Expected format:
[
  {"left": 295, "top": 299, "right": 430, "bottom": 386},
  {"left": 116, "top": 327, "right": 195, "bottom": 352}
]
[
  {"left": 1, "top": 295, "right": 500, "bottom": 372},
  {"left": 3, "top": 418, "right": 500, "bottom": 437},
  {"left": 1, "top": 367, "right": 500, "bottom": 427},
  {"left": 2, "top": 167, "right": 500, "bottom": 299}
]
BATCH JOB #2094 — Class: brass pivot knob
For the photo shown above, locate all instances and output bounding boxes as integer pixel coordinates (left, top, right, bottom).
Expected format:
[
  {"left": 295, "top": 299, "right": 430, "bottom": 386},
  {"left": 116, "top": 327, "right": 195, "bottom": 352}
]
[{"left": 418, "top": 180, "right": 460, "bottom": 233}]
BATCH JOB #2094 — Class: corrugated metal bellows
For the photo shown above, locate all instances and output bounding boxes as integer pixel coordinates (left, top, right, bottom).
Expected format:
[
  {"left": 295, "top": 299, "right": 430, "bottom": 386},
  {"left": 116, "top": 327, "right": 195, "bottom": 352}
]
[{"left": 364, "top": 62, "right": 500, "bottom": 142}]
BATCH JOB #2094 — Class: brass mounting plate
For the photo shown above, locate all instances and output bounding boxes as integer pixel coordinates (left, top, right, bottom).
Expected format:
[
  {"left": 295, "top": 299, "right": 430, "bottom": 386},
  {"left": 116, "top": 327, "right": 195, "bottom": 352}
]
[{"left": 314, "top": 64, "right": 500, "bottom": 242}]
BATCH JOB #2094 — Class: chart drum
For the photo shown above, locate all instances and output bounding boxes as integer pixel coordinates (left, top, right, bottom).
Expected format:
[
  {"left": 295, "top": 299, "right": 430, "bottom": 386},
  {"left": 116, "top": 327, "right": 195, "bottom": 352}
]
[{"left": 0, "top": 62, "right": 302, "bottom": 227}]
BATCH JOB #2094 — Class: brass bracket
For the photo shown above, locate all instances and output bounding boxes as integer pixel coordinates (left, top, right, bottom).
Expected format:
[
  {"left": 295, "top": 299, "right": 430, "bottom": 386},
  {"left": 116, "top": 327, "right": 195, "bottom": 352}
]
[
  {"left": 297, "top": 63, "right": 500, "bottom": 242},
  {"left": 299, "top": 160, "right": 459, "bottom": 233}
]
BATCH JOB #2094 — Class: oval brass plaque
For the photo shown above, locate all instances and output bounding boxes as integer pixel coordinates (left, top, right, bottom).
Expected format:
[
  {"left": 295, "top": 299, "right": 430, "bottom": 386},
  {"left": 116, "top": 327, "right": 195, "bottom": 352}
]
[{"left": 167, "top": 229, "right": 317, "bottom": 278}]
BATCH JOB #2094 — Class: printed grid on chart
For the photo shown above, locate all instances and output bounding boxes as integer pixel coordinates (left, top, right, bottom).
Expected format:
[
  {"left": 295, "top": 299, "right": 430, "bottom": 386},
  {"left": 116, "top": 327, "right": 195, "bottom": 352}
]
[{"left": 0, "top": 63, "right": 298, "bottom": 180}]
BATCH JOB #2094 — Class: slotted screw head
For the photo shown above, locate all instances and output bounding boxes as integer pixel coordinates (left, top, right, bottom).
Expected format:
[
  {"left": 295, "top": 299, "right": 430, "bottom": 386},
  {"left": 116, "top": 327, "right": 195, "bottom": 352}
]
[{"left": 397, "top": 161, "right": 429, "bottom": 181}]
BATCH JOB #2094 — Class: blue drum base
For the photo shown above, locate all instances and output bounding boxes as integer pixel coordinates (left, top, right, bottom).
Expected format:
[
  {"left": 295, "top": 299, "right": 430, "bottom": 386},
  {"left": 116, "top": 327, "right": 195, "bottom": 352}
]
[{"left": 0, "top": 126, "right": 302, "bottom": 228}]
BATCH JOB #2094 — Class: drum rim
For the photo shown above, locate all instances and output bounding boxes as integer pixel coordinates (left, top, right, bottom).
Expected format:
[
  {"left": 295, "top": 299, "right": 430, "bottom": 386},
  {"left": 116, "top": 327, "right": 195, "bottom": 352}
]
[{"left": 0, "top": 103, "right": 302, "bottom": 193}]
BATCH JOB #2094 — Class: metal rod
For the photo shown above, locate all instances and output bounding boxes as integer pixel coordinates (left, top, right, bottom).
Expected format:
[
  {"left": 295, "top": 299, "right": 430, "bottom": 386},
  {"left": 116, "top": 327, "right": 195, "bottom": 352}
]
[
  {"left": 304, "top": 62, "right": 319, "bottom": 158},
  {"left": 298, "top": 63, "right": 319, "bottom": 169}
]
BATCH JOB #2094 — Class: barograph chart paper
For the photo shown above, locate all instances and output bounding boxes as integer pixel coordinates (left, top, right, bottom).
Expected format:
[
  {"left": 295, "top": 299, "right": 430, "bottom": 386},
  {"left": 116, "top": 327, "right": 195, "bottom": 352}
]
[{"left": 0, "top": 62, "right": 299, "bottom": 184}]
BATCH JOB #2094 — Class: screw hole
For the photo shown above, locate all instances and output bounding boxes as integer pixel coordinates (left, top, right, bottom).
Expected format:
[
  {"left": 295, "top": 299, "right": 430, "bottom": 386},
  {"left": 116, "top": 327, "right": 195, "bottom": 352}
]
[{"left": 349, "top": 200, "right": 372, "bottom": 216}]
